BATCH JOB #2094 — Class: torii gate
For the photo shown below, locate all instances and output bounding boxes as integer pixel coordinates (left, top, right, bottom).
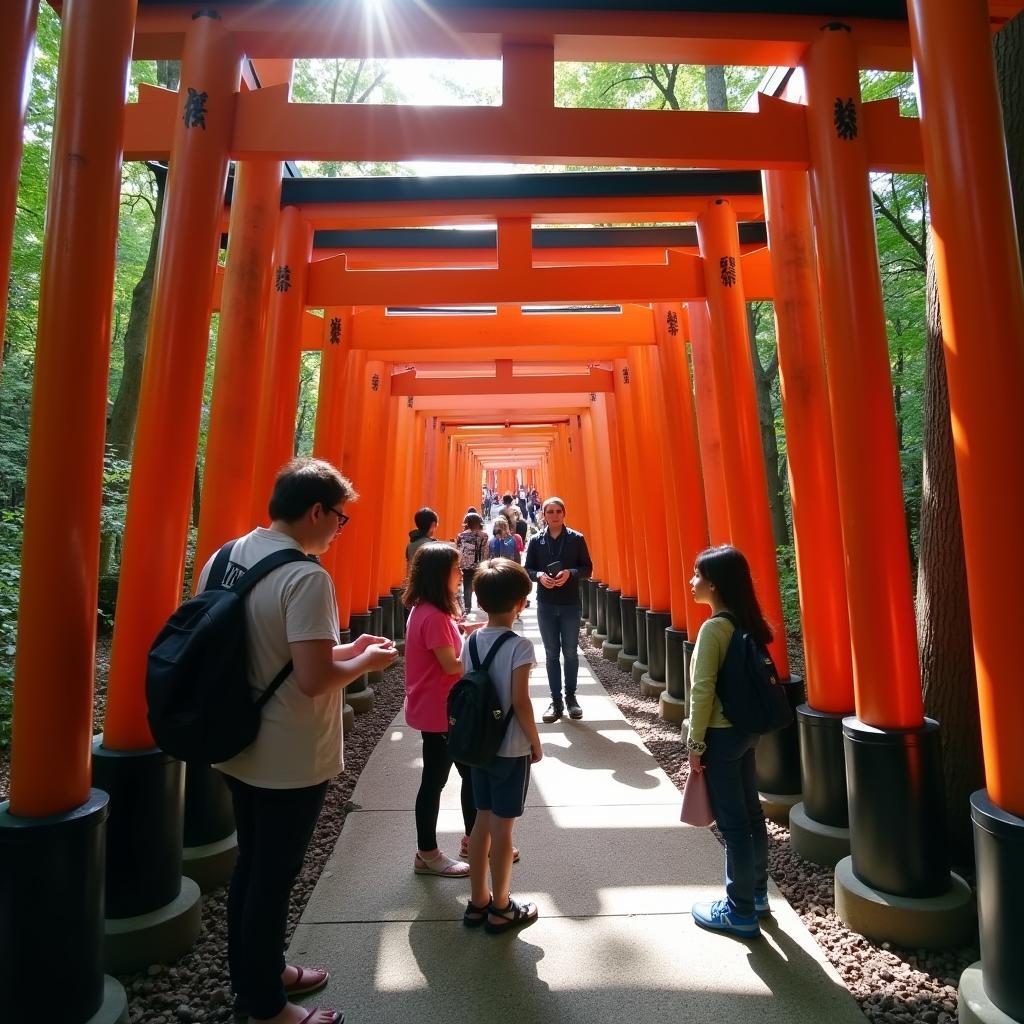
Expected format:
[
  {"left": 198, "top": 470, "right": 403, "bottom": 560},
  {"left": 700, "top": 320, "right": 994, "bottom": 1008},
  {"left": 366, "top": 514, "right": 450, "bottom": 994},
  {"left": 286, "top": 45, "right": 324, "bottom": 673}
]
[{"left": 2, "top": 4, "right": 1024, "bottom": 1024}]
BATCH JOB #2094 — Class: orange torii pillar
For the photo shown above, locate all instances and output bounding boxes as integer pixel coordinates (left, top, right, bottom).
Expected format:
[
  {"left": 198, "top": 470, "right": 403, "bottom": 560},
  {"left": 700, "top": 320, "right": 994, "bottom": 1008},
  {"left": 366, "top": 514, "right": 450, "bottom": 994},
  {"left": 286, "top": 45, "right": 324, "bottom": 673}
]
[
  {"left": 368, "top": 378, "right": 399, "bottom": 683},
  {"left": 0, "top": 0, "right": 37, "bottom": 362},
  {"left": 0, "top": 3, "right": 137, "bottom": 1019},
  {"left": 697, "top": 198, "right": 803, "bottom": 814},
  {"left": 248, "top": 206, "right": 313, "bottom": 529},
  {"left": 385, "top": 396, "right": 417, "bottom": 645},
  {"left": 578, "top": 408, "right": 608, "bottom": 634},
  {"left": 313, "top": 307, "right": 355, "bottom": 734},
  {"left": 650, "top": 306, "right": 710, "bottom": 723},
  {"left": 612, "top": 358, "right": 657, "bottom": 686},
  {"left": 653, "top": 303, "right": 710, "bottom": 724},
  {"left": 342, "top": 356, "right": 385, "bottom": 714},
  {"left": 580, "top": 408, "right": 619, "bottom": 653},
  {"left": 805, "top": 23, "right": 972, "bottom": 947},
  {"left": 628, "top": 346, "right": 674, "bottom": 700},
  {"left": 910, "top": 1, "right": 1024, "bottom": 1009},
  {"left": 183, "top": 158, "right": 284, "bottom": 890},
  {"left": 687, "top": 303, "right": 730, "bottom": 546},
  {"left": 101, "top": 12, "right": 240, "bottom": 972},
  {"left": 764, "top": 168, "right": 856, "bottom": 868},
  {"left": 602, "top": 392, "right": 643, "bottom": 673}
]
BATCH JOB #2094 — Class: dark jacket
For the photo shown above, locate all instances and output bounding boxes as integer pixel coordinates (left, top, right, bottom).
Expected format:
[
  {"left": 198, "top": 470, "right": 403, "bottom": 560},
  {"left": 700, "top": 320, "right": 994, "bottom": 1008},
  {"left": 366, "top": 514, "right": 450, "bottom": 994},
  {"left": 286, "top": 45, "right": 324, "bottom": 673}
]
[{"left": 525, "top": 527, "right": 592, "bottom": 606}]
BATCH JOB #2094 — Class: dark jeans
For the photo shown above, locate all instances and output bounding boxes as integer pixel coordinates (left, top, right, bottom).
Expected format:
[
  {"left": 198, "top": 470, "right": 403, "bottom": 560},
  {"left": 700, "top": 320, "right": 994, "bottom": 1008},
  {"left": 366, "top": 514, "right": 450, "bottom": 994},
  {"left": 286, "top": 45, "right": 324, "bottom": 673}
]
[
  {"left": 415, "top": 731, "right": 476, "bottom": 850},
  {"left": 461, "top": 568, "right": 476, "bottom": 612},
  {"left": 703, "top": 727, "right": 768, "bottom": 919},
  {"left": 536, "top": 601, "right": 582, "bottom": 703},
  {"left": 224, "top": 774, "right": 329, "bottom": 1019}
]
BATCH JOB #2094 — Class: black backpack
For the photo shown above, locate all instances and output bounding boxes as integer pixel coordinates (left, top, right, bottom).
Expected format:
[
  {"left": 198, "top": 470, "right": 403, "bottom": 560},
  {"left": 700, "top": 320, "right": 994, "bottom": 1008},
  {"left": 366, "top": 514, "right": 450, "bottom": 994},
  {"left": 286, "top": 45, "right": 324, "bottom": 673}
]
[
  {"left": 146, "top": 540, "right": 314, "bottom": 763},
  {"left": 446, "top": 630, "right": 518, "bottom": 767},
  {"left": 712, "top": 612, "right": 792, "bottom": 735}
]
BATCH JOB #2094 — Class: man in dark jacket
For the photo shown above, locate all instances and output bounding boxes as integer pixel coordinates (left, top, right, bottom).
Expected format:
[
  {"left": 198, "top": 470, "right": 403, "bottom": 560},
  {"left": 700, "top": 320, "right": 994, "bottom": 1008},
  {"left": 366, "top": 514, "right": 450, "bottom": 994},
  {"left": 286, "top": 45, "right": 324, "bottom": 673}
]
[{"left": 524, "top": 496, "right": 593, "bottom": 722}]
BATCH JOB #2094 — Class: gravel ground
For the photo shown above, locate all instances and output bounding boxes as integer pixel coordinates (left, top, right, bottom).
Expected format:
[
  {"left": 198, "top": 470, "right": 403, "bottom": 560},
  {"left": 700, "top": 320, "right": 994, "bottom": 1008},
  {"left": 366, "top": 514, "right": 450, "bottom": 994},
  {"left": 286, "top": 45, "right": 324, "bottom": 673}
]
[
  {"left": 578, "top": 631, "right": 976, "bottom": 1024},
  {"left": 0, "top": 630, "right": 977, "bottom": 1024}
]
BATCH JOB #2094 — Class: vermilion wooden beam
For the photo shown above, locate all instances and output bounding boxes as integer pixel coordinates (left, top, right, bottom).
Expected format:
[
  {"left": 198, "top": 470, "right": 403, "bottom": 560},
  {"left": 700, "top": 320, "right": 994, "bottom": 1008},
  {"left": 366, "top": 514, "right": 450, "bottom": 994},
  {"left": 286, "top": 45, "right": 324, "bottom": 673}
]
[
  {"left": 128, "top": 6, "right": 926, "bottom": 67},
  {"left": 122, "top": 85, "right": 922, "bottom": 174},
  {"left": 391, "top": 360, "right": 614, "bottom": 396}
]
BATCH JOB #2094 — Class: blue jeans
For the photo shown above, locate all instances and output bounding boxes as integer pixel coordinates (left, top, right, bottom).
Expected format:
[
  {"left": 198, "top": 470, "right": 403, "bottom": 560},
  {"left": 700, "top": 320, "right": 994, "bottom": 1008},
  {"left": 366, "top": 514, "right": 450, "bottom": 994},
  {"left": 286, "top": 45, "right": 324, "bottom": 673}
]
[
  {"left": 536, "top": 602, "right": 582, "bottom": 702},
  {"left": 703, "top": 727, "right": 768, "bottom": 919}
]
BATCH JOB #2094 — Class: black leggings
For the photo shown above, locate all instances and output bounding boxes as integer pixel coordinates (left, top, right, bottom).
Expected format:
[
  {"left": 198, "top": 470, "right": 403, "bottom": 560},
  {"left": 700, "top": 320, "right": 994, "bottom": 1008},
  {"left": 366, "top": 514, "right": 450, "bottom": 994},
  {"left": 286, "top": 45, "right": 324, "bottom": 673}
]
[
  {"left": 415, "top": 731, "right": 476, "bottom": 851},
  {"left": 462, "top": 568, "right": 476, "bottom": 612}
]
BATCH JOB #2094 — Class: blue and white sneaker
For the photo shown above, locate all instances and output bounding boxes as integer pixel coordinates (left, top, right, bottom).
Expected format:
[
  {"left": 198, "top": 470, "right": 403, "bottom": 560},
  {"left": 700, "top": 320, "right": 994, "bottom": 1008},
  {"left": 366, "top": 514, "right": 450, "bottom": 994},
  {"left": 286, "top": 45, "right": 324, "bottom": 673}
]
[
  {"left": 692, "top": 898, "right": 761, "bottom": 938},
  {"left": 754, "top": 894, "right": 771, "bottom": 918}
]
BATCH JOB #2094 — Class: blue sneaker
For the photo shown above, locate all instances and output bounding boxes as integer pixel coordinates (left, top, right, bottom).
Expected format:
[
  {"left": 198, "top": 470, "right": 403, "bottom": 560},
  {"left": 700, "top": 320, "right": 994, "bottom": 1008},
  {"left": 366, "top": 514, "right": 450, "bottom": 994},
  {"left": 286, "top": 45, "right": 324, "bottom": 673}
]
[
  {"left": 692, "top": 898, "right": 761, "bottom": 938},
  {"left": 754, "top": 894, "right": 771, "bottom": 918}
]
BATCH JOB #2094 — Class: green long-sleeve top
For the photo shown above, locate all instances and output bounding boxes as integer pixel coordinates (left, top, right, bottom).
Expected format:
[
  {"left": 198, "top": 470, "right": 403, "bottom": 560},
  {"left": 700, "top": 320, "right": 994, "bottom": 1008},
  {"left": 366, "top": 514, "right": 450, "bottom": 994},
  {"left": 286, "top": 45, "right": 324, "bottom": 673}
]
[{"left": 686, "top": 615, "right": 735, "bottom": 747}]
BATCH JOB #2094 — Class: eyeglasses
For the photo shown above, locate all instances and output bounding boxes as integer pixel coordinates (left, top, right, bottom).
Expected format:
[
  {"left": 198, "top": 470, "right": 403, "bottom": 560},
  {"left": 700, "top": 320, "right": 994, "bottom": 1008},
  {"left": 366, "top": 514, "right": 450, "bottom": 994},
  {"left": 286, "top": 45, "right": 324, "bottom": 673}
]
[{"left": 324, "top": 505, "right": 350, "bottom": 530}]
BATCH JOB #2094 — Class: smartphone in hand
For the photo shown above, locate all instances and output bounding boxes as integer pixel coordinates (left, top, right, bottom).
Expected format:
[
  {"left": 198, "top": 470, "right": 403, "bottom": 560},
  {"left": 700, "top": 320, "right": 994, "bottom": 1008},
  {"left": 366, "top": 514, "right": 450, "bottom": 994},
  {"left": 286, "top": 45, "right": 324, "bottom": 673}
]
[{"left": 545, "top": 561, "right": 563, "bottom": 577}]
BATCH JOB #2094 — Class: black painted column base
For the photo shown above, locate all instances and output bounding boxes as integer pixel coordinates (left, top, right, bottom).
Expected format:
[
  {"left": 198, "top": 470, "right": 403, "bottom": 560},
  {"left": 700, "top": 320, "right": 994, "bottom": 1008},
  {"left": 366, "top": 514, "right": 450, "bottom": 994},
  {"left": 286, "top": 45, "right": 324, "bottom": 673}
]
[
  {"left": 957, "top": 790, "right": 1024, "bottom": 1022},
  {"left": 755, "top": 676, "right": 805, "bottom": 819},
  {"left": 631, "top": 606, "right": 650, "bottom": 685},
  {"left": 602, "top": 588, "right": 624, "bottom": 661},
  {"left": 182, "top": 761, "right": 237, "bottom": 891},
  {"left": 640, "top": 609, "right": 671, "bottom": 697},
  {"left": 834, "top": 717, "right": 975, "bottom": 947},
  {"left": 347, "top": 612, "right": 376, "bottom": 714},
  {"left": 659, "top": 627, "right": 688, "bottom": 724},
  {"left": 335, "top": 628, "right": 354, "bottom": 734},
  {"left": 679, "top": 638, "right": 696, "bottom": 732},
  {"left": 367, "top": 605, "right": 385, "bottom": 687},
  {"left": 591, "top": 582, "right": 609, "bottom": 647},
  {"left": 379, "top": 594, "right": 396, "bottom": 641},
  {"left": 789, "top": 704, "right": 852, "bottom": 866},
  {"left": 580, "top": 578, "right": 592, "bottom": 627},
  {"left": 91, "top": 740, "right": 201, "bottom": 974},
  {"left": 390, "top": 586, "right": 406, "bottom": 642},
  {"left": 617, "top": 595, "right": 639, "bottom": 672},
  {"left": 0, "top": 790, "right": 128, "bottom": 1024}
]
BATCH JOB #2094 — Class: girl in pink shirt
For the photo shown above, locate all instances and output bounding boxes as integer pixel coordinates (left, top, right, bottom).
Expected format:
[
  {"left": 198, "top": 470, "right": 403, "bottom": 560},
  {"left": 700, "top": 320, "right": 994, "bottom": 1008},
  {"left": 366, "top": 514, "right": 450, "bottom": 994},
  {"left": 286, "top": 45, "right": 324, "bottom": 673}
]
[{"left": 402, "top": 542, "right": 482, "bottom": 876}]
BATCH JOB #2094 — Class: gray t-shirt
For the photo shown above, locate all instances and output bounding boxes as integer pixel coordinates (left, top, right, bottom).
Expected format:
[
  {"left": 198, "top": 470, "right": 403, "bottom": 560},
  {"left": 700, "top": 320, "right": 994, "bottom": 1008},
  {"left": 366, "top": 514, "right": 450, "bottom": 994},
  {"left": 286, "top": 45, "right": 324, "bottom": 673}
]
[{"left": 459, "top": 626, "right": 536, "bottom": 757}]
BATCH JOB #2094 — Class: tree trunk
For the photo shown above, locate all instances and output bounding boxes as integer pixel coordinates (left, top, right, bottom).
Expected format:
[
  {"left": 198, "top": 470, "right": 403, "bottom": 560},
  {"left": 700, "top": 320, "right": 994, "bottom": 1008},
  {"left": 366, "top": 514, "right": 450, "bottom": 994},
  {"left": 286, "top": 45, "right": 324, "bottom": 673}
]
[
  {"left": 106, "top": 169, "right": 165, "bottom": 459},
  {"left": 704, "top": 65, "right": 728, "bottom": 112},
  {"left": 747, "top": 304, "right": 788, "bottom": 546},
  {"left": 916, "top": 248, "right": 984, "bottom": 864},
  {"left": 106, "top": 60, "right": 178, "bottom": 459},
  {"left": 995, "top": 16, "right": 1024, "bottom": 252}
]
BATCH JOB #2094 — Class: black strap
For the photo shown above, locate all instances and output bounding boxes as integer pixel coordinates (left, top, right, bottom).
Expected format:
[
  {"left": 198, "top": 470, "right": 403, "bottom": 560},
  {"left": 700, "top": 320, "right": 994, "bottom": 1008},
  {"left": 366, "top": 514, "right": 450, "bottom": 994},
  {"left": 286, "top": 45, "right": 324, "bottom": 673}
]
[
  {"left": 468, "top": 630, "right": 520, "bottom": 743},
  {"left": 468, "top": 629, "right": 517, "bottom": 672},
  {"left": 210, "top": 539, "right": 317, "bottom": 708}
]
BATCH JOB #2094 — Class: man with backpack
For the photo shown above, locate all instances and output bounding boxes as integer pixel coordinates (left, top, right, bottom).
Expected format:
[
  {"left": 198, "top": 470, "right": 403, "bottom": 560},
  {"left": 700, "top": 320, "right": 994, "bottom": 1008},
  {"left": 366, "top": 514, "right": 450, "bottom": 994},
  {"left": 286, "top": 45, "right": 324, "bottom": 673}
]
[{"left": 198, "top": 458, "right": 397, "bottom": 1024}]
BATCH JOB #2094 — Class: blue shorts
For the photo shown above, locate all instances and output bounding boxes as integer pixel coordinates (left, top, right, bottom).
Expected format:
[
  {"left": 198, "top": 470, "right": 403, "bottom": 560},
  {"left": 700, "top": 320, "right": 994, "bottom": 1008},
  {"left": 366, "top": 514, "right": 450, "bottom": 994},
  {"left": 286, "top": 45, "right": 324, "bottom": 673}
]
[{"left": 471, "top": 755, "right": 531, "bottom": 819}]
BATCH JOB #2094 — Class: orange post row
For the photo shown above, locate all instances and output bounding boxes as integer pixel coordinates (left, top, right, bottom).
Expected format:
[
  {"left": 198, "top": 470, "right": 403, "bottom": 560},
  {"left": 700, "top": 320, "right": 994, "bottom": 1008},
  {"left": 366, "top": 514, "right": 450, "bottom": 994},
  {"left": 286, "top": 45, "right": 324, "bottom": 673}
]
[
  {"left": 697, "top": 199, "right": 789, "bottom": 678},
  {"left": 9, "top": 0, "right": 138, "bottom": 816},
  {"left": 763, "top": 169, "right": 853, "bottom": 715},
  {"left": 909, "top": 0, "right": 1024, "bottom": 815},
  {"left": 104, "top": 13, "right": 242, "bottom": 753},
  {"left": 804, "top": 25, "right": 922, "bottom": 729}
]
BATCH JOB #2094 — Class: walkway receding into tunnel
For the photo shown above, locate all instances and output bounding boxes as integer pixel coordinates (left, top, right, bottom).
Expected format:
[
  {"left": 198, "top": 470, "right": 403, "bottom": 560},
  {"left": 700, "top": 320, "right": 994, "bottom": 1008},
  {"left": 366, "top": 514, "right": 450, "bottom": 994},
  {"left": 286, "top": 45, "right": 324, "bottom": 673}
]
[{"left": 287, "top": 603, "right": 864, "bottom": 1024}]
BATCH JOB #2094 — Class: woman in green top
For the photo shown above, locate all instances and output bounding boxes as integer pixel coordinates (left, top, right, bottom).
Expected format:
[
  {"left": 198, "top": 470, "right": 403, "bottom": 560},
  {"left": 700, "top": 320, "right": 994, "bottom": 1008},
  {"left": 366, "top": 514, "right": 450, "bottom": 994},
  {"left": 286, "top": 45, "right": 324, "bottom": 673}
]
[{"left": 686, "top": 545, "right": 772, "bottom": 939}]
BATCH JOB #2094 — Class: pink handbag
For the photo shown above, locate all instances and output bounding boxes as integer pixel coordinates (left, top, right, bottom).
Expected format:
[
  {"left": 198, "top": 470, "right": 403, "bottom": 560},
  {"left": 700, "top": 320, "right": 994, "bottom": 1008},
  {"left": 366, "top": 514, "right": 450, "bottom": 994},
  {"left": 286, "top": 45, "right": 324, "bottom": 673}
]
[{"left": 679, "top": 768, "right": 715, "bottom": 827}]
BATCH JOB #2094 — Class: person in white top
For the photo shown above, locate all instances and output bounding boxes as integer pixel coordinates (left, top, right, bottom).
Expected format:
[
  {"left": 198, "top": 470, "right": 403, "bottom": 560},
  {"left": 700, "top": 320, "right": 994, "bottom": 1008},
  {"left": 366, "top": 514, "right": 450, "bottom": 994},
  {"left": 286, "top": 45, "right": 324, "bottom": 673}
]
[{"left": 198, "top": 458, "right": 397, "bottom": 1024}]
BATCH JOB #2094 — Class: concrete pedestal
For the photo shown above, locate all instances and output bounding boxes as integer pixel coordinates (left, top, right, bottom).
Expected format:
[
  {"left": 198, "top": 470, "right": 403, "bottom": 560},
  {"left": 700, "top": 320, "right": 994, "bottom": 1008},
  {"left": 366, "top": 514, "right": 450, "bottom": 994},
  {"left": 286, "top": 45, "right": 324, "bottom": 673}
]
[
  {"left": 789, "top": 800, "right": 851, "bottom": 866},
  {"left": 632, "top": 606, "right": 649, "bottom": 684},
  {"left": 347, "top": 612, "right": 376, "bottom": 713},
  {"left": 758, "top": 790, "right": 801, "bottom": 824},
  {"left": 618, "top": 595, "right": 639, "bottom": 673},
  {"left": 182, "top": 761, "right": 236, "bottom": 891},
  {"left": 105, "top": 877, "right": 202, "bottom": 975},
  {"left": 834, "top": 856, "right": 974, "bottom": 949},
  {"left": 367, "top": 605, "right": 385, "bottom": 685},
  {"left": 659, "top": 691, "right": 687, "bottom": 724},
  {"left": 959, "top": 962, "right": 1023, "bottom": 1024}
]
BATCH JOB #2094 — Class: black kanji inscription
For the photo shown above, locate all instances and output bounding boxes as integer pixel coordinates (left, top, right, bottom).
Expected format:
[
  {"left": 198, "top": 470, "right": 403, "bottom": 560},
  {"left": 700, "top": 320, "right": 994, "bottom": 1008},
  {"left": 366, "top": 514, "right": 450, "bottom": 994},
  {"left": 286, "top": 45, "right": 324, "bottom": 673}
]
[
  {"left": 720, "top": 256, "right": 737, "bottom": 287},
  {"left": 328, "top": 317, "right": 341, "bottom": 345},
  {"left": 274, "top": 265, "right": 292, "bottom": 292},
  {"left": 182, "top": 88, "right": 208, "bottom": 129},
  {"left": 406, "top": 396, "right": 414, "bottom": 408},
  {"left": 622, "top": 367, "right": 630, "bottom": 384},
  {"left": 834, "top": 97, "right": 858, "bottom": 140},
  {"left": 370, "top": 373, "right": 380, "bottom": 392},
  {"left": 666, "top": 310, "right": 679, "bottom": 336},
  {"left": 589, "top": 392, "right": 597, "bottom": 402}
]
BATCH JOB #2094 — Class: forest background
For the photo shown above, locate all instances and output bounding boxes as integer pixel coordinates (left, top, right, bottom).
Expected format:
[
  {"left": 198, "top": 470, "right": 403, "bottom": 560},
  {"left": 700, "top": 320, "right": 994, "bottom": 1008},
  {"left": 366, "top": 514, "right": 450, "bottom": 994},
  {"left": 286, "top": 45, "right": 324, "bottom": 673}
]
[{"left": 3, "top": 5, "right": 1015, "bottom": 857}]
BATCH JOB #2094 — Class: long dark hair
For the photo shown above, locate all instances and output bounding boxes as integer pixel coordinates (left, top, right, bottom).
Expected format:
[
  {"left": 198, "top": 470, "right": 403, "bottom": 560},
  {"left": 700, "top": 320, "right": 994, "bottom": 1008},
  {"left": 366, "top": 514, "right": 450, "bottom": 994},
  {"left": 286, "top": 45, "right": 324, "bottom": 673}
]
[
  {"left": 402, "top": 542, "right": 460, "bottom": 617},
  {"left": 695, "top": 545, "right": 774, "bottom": 647}
]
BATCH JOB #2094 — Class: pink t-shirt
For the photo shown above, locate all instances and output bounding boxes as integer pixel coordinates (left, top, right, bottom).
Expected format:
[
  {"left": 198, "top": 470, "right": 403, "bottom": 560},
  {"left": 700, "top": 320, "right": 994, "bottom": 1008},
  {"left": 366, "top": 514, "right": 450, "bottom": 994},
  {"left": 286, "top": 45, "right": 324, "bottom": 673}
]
[{"left": 404, "top": 601, "right": 464, "bottom": 733}]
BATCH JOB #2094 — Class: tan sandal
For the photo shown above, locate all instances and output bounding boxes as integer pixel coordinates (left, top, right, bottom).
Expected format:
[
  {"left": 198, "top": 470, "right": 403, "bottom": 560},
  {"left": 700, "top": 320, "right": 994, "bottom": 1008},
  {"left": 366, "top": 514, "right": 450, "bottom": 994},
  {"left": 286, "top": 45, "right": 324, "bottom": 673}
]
[{"left": 413, "top": 850, "right": 470, "bottom": 877}]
